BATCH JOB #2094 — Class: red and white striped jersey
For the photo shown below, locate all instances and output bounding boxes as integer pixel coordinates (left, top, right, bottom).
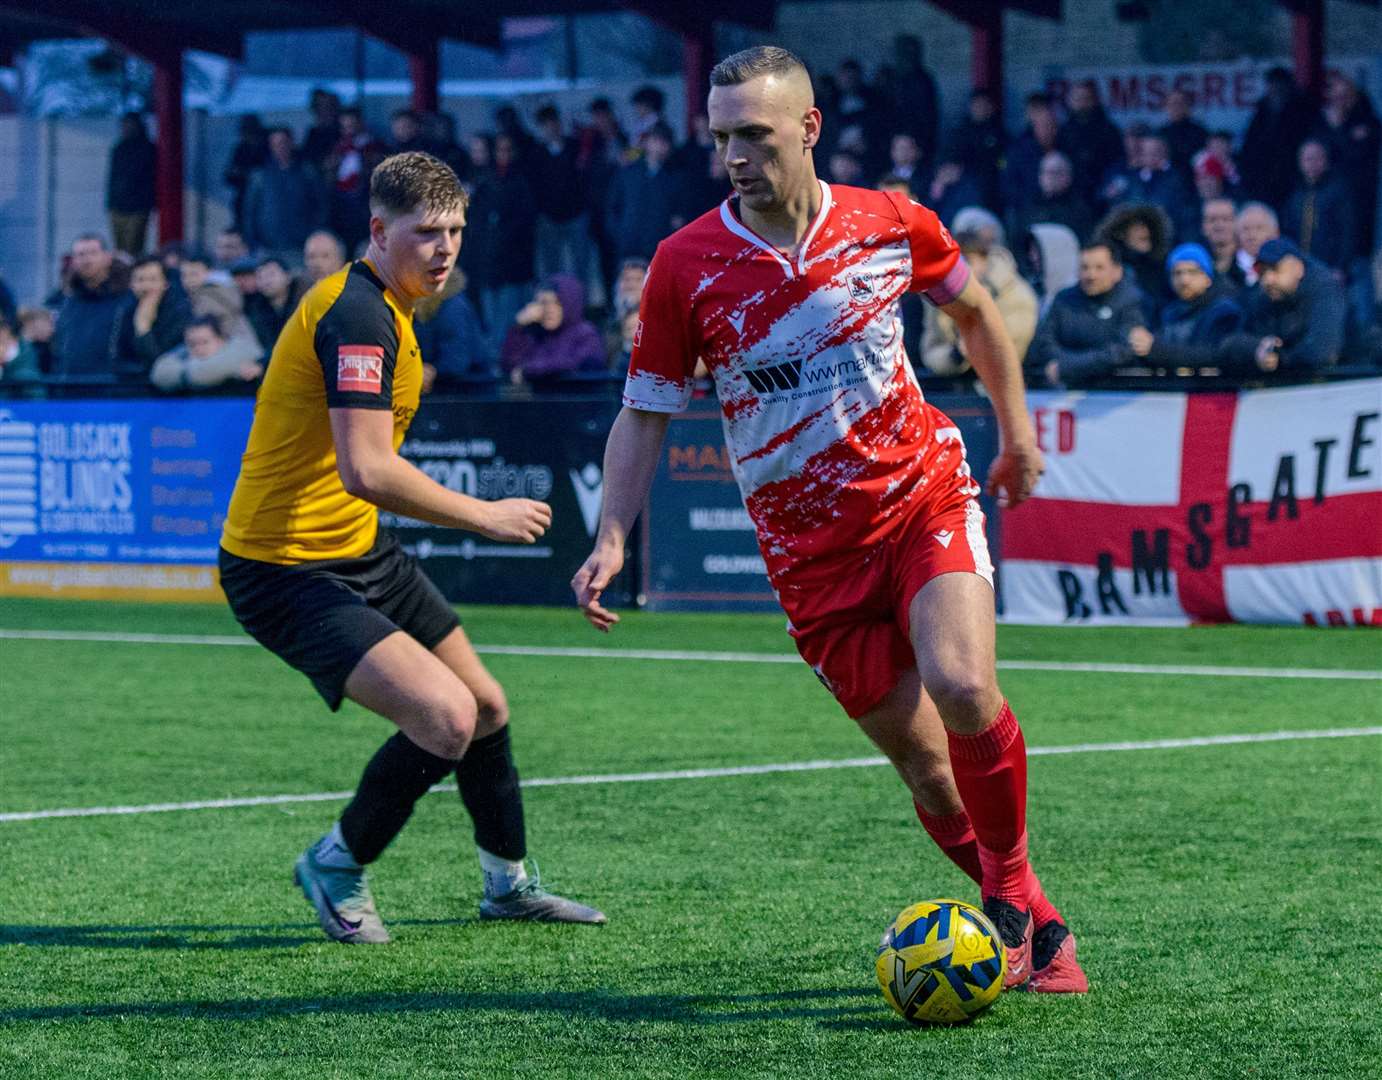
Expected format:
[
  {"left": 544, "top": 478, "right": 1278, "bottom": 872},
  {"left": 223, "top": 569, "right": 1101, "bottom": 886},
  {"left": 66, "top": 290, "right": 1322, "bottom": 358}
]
[{"left": 624, "top": 180, "right": 971, "bottom": 576}]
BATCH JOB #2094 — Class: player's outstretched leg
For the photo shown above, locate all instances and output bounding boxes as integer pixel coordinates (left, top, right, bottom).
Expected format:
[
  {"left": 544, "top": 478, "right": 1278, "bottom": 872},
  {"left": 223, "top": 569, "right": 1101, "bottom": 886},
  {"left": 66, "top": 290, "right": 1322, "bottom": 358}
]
[
  {"left": 296, "top": 632, "right": 477, "bottom": 944},
  {"left": 908, "top": 574, "right": 1044, "bottom": 988},
  {"left": 434, "top": 629, "right": 606, "bottom": 925}
]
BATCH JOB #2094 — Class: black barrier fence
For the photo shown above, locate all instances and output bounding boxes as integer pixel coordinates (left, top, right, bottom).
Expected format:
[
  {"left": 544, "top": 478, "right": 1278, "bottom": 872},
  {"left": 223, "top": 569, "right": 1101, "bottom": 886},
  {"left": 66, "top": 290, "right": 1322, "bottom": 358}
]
[
  {"left": 381, "top": 396, "right": 633, "bottom": 607},
  {"left": 383, "top": 392, "right": 999, "bottom": 612}
]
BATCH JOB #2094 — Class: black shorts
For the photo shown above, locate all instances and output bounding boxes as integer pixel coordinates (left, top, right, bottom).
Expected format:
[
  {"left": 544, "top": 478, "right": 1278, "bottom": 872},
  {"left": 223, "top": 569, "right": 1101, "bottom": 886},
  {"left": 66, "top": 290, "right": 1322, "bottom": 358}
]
[{"left": 218, "top": 532, "right": 460, "bottom": 710}]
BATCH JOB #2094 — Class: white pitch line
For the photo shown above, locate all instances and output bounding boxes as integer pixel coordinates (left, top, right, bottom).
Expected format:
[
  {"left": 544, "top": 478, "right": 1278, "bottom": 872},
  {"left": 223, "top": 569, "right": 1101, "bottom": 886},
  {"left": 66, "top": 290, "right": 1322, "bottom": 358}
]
[
  {"left": 1, "top": 727, "right": 1378, "bottom": 825},
  {"left": 1, "top": 627, "right": 1379, "bottom": 681}
]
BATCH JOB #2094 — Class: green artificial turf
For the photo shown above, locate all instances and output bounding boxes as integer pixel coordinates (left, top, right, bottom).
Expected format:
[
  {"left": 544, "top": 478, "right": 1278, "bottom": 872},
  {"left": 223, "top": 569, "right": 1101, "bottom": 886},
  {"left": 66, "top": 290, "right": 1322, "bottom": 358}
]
[{"left": 1, "top": 598, "right": 1378, "bottom": 1079}]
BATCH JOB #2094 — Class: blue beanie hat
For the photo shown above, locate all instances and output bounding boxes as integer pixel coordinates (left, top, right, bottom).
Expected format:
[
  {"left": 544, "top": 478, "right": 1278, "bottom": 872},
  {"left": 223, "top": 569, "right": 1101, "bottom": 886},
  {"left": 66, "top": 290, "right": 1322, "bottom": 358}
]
[{"left": 1166, "top": 242, "right": 1213, "bottom": 280}]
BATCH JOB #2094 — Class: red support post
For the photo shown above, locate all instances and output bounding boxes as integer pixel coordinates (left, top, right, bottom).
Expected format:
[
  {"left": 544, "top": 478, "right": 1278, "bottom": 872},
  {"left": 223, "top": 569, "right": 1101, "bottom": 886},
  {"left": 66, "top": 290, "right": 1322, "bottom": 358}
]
[
  {"left": 681, "top": 20, "right": 715, "bottom": 137},
  {"left": 408, "top": 39, "right": 440, "bottom": 115},
  {"left": 151, "top": 47, "right": 184, "bottom": 245},
  {"left": 969, "top": 4, "right": 1004, "bottom": 121},
  {"left": 1290, "top": 0, "right": 1325, "bottom": 101}
]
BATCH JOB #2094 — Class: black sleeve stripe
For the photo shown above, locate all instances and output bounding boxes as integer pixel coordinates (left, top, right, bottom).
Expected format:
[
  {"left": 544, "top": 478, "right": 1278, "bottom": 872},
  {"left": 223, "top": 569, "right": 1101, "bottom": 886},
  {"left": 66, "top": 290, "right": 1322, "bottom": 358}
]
[{"left": 314, "top": 263, "right": 400, "bottom": 410}]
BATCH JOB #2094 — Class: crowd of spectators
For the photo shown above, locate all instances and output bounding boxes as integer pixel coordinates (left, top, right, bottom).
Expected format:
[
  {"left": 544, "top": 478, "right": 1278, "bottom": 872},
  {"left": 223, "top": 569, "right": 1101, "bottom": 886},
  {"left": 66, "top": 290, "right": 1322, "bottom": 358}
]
[{"left": 2, "top": 40, "right": 1380, "bottom": 398}]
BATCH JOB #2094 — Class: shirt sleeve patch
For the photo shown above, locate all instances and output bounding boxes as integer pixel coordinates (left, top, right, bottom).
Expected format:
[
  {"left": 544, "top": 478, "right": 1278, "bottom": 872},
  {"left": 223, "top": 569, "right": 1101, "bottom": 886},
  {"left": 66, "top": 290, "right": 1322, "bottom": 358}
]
[{"left": 337, "top": 345, "right": 385, "bottom": 394}]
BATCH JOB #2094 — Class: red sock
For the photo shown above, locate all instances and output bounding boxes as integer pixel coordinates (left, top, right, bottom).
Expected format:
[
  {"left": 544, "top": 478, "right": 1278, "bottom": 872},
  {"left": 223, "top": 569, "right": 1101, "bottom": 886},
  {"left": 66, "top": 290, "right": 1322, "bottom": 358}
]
[
  {"left": 946, "top": 700, "right": 1029, "bottom": 905},
  {"left": 1027, "top": 867, "right": 1063, "bottom": 930},
  {"left": 914, "top": 804, "right": 983, "bottom": 886}
]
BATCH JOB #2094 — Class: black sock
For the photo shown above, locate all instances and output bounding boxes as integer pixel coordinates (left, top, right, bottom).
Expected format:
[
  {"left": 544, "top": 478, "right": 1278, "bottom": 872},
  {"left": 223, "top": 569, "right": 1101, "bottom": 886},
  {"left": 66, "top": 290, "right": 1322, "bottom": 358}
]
[
  {"left": 339, "top": 733, "right": 457, "bottom": 865},
  {"left": 456, "top": 727, "right": 527, "bottom": 861}
]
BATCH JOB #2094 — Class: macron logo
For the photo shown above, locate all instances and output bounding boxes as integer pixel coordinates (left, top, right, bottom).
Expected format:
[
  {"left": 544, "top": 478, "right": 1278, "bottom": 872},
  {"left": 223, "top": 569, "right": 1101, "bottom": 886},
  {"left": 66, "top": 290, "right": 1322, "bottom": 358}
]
[
  {"left": 934, "top": 530, "right": 954, "bottom": 549},
  {"left": 338, "top": 346, "right": 385, "bottom": 394},
  {"left": 727, "top": 311, "right": 746, "bottom": 335},
  {"left": 569, "top": 463, "right": 604, "bottom": 538}
]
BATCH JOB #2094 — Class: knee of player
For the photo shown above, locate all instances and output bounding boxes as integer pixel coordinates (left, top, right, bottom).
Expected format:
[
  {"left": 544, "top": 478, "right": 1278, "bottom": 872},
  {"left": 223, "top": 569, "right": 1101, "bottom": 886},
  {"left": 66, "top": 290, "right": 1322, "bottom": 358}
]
[
  {"left": 475, "top": 692, "right": 510, "bottom": 732},
  {"left": 926, "top": 670, "right": 997, "bottom": 722},
  {"left": 422, "top": 697, "right": 477, "bottom": 759},
  {"left": 906, "top": 752, "right": 957, "bottom": 799}
]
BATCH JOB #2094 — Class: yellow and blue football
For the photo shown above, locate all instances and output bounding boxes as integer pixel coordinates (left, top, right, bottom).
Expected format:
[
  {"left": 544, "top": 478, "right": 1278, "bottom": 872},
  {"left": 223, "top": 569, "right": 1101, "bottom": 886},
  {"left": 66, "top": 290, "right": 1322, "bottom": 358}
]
[{"left": 875, "top": 898, "right": 1007, "bottom": 1024}]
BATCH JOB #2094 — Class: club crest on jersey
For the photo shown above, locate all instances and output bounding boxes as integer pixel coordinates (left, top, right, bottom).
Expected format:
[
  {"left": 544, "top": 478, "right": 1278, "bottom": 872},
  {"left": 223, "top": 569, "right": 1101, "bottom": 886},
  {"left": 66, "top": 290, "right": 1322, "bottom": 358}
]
[
  {"left": 847, "top": 273, "right": 877, "bottom": 304},
  {"left": 338, "top": 345, "right": 384, "bottom": 394}
]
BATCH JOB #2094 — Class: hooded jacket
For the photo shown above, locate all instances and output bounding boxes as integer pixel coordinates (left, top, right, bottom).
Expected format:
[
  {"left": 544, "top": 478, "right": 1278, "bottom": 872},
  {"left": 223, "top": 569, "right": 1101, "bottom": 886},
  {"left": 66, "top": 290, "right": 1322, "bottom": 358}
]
[
  {"left": 500, "top": 274, "right": 605, "bottom": 382},
  {"left": 1096, "top": 203, "right": 1174, "bottom": 319}
]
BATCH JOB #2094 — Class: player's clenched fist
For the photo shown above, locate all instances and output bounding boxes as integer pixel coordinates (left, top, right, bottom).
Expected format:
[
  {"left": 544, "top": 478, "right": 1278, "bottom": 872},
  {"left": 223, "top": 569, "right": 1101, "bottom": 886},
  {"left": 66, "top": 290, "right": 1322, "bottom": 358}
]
[{"left": 480, "top": 499, "right": 552, "bottom": 543}]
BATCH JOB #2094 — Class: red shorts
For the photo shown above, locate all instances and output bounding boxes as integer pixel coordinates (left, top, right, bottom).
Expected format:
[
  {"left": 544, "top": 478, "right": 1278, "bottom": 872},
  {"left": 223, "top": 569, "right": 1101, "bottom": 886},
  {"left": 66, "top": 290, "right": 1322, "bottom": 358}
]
[{"left": 774, "top": 435, "right": 994, "bottom": 720}]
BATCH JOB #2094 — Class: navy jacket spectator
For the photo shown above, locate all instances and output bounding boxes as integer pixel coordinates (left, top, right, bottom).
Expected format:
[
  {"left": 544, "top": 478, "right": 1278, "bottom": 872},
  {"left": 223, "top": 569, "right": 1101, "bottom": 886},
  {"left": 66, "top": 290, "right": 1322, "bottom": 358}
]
[
  {"left": 1221, "top": 242, "right": 1346, "bottom": 374},
  {"left": 607, "top": 128, "right": 690, "bottom": 261},
  {"left": 1130, "top": 245, "right": 1242, "bottom": 368},
  {"left": 1011, "top": 153, "right": 1095, "bottom": 244},
  {"left": 244, "top": 131, "right": 325, "bottom": 256},
  {"left": 1057, "top": 84, "right": 1125, "bottom": 204},
  {"left": 461, "top": 148, "right": 539, "bottom": 290},
  {"left": 949, "top": 91, "right": 1005, "bottom": 212},
  {"left": 1003, "top": 103, "right": 1061, "bottom": 215},
  {"left": 224, "top": 116, "right": 269, "bottom": 231},
  {"left": 530, "top": 113, "right": 587, "bottom": 224},
  {"left": 415, "top": 283, "right": 494, "bottom": 384},
  {"left": 1158, "top": 90, "right": 1208, "bottom": 179},
  {"left": 300, "top": 89, "right": 341, "bottom": 172},
  {"left": 1027, "top": 246, "right": 1146, "bottom": 386},
  {"left": 886, "top": 35, "right": 940, "bottom": 164},
  {"left": 1316, "top": 73, "right": 1381, "bottom": 256},
  {"left": 1146, "top": 288, "right": 1241, "bottom": 366},
  {"left": 244, "top": 291, "right": 295, "bottom": 354},
  {"left": 52, "top": 259, "right": 132, "bottom": 379},
  {"left": 1014, "top": 190, "right": 1094, "bottom": 246},
  {"left": 926, "top": 163, "right": 984, "bottom": 228},
  {"left": 244, "top": 258, "right": 304, "bottom": 353},
  {"left": 1281, "top": 142, "right": 1356, "bottom": 272},
  {"left": 116, "top": 285, "right": 191, "bottom": 377},
  {"left": 1124, "top": 136, "right": 1197, "bottom": 241},
  {"left": 1240, "top": 68, "right": 1320, "bottom": 209}
]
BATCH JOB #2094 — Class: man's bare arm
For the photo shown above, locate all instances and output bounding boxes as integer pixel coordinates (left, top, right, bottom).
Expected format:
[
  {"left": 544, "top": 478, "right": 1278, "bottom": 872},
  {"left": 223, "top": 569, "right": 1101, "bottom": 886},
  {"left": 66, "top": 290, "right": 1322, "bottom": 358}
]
[
  {"left": 330, "top": 408, "right": 550, "bottom": 543},
  {"left": 572, "top": 406, "right": 671, "bottom": 630},
  {"left": 940, "top": 275, "right": 1044, "bottom": 507}
]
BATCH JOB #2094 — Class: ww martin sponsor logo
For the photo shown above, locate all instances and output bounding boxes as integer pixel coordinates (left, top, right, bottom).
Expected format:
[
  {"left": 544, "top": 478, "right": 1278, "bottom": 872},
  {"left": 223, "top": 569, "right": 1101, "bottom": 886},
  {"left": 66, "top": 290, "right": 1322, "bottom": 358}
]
[{"left": 742, "top": 350, "right": 891, "bottom": 396}]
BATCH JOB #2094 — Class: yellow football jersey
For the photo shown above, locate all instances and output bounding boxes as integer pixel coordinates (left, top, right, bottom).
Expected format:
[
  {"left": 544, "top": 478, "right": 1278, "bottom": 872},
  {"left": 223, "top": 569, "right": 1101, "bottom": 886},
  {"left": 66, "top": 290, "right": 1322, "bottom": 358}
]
[{"left": 220, "top": 260, "right": 422, "bottom": 564}]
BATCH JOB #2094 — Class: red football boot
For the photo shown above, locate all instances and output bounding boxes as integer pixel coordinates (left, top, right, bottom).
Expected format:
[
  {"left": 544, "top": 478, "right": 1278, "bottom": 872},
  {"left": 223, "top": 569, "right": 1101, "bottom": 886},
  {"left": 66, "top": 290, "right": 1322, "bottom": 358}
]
[
  {"left": 982, "top": 897, "right": 1034, "bottom": 989},
  {"left": 1027, "top": 921, "right": 1089, "bottom": 993}
]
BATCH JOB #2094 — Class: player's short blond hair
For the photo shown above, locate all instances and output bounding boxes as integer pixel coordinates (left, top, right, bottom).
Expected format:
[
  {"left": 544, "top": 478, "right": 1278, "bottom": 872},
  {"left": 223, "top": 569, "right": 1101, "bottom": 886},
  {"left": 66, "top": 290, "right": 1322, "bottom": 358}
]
[
  {"left": 710, "top": 46, "right": 810, "bottom": 90},
  {"left": 369, "top": 151, "right": 467, "bottom": 219}
]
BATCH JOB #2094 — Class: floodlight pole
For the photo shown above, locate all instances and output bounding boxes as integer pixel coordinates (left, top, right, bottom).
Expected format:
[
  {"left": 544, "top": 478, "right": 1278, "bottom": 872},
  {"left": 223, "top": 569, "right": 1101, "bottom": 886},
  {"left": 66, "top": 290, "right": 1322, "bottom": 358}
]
[
  {"left": 968, "top": 4, "right": 1004, "bottom": 123},
  {"left": 1286, "top": 0, "right": 1325, "bottom": 100},
  {"left": 150, "top": 45, "right": 185, "bottom": 245},
  {"left": 408, "top": 38, "right": 441, "bottom": 115}
]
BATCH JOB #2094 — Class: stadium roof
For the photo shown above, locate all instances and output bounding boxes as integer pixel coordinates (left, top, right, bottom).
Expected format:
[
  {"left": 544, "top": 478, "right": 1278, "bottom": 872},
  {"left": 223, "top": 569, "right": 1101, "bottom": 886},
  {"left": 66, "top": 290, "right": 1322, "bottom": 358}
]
[{"left": 0, "top": 1, "right": 1062, "bottom": 61}]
